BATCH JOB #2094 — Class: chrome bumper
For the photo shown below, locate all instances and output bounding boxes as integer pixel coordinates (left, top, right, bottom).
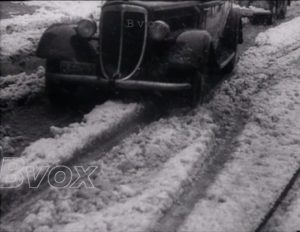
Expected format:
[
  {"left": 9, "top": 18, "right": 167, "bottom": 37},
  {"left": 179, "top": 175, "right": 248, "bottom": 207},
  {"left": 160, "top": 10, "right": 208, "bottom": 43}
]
[{"left": 47, "top": 73, "right": 191, "bottom": 92}]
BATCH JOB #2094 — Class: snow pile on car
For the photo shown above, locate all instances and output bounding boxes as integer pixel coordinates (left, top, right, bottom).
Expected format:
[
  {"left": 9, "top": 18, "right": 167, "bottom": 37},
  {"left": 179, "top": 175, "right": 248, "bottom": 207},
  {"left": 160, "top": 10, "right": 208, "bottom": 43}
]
[{"left": 233, "top": 4, "right": 270, "bottom": 16}]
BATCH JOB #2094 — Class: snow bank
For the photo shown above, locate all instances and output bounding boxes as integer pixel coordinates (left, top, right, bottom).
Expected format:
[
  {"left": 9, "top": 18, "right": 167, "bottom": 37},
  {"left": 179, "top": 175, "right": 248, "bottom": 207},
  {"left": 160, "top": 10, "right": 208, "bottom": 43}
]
[
  {"left": 0, "top": 101, "right": 142, "bottom": 188},
  {"left": 0, "top": 29, "right": 42, "bottom": 59},
  {"left": 256, "top": 17, "right": 300, "bottom": 49},
  {"left": 0, "top": 66, "right": 45, "bottom": 109}
]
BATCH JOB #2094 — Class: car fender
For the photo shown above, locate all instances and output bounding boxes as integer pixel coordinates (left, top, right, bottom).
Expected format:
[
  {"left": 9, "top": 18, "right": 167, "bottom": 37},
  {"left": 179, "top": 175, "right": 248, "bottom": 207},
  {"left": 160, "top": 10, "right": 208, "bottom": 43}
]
[
  {"left": 36, "top": 24, "right": 97, "bottom": 61},
  {"left": 168, "top": 30, "right": 213, "bottom": 72}
]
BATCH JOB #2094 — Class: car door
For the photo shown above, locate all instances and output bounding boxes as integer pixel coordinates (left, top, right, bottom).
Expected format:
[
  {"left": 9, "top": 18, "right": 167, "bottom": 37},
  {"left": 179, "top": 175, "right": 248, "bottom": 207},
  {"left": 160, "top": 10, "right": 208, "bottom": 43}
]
[{"left": 202, "top": 1, "right": 231, "bottom": 48}]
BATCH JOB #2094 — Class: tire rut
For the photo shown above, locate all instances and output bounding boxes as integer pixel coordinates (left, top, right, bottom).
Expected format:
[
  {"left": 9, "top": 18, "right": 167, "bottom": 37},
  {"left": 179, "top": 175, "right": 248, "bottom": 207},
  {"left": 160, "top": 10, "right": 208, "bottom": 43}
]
[{"left": 0, "top": 99, "right": 168, "bottom": 222}]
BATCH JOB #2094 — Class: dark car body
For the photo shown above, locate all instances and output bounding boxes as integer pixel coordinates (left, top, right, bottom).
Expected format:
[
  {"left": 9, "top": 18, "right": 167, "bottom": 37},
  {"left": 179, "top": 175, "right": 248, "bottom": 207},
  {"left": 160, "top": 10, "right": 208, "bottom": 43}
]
[{"left": 37, "top": 0, "right": 243, "bottom": 104}]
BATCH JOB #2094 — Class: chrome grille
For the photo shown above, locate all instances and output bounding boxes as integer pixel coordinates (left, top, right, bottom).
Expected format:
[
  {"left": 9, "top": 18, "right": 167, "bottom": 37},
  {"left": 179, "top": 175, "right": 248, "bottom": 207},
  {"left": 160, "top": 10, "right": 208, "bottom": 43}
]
[{"left": 100, "top": 5, "right": 148, "bottom": 80}]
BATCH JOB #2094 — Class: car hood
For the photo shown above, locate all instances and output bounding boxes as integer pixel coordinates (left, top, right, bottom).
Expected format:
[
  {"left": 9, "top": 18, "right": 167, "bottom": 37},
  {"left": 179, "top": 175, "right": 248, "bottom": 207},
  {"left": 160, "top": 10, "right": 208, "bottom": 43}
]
[{"left": 104, "top": 1, "right": 202, "bottom": 12}]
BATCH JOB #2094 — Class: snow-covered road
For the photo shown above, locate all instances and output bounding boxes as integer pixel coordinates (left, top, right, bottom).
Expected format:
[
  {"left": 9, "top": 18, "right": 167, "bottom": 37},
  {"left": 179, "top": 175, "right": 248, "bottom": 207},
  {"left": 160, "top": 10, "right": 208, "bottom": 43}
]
[{"left": 1, "top": 1, "right": 300, "bottom": 232}]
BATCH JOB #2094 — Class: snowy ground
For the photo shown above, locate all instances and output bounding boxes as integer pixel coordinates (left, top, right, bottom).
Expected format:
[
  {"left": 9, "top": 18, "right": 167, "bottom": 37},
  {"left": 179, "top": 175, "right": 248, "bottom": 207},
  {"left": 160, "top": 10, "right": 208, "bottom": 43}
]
[
  {"left": 0, "top": 66, "right": 45, "bottom": 109},
  {"left": 0, "top": 102, "right": 142, "bottom": 189},
  {"left": 1, "top": 1, "right": 300, "bottom": 232},
  {"left": 179, "top": 50, "right": 300, "bottom": 232}
]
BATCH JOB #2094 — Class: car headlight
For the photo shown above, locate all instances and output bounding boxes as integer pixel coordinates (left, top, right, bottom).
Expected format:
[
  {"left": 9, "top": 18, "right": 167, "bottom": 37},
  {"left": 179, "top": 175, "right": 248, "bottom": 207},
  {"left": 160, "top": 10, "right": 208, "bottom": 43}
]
[
  {"left": 77, "top": 19, "right": 97, "bottom": 38},
  {"left": 149, "top": 21, "right": 170, "bottom": 41}
]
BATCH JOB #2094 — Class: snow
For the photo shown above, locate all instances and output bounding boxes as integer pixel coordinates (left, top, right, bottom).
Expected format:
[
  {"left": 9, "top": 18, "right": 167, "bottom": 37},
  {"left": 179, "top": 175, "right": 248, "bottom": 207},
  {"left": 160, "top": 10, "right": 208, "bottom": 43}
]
[
  {"left": 51, "top": 110, "right": 217, "bottom": 232},
  {"left": 0, "top": 101, "right": 142, "bottom": 189},
  {"left": 179, "top": 77, "right": 300, "bottom": 232},
  {"left": 256, "top": 16, "right": 300, "bottom": 49},
  {"left": 1, "top": 106, "right": 217, "bottom": 232},
  {"left": 1, "top": 2, "right": 300, "bottom": 232},
  {"left": 0, "top": 66, "right": 45, "bottom": 109},
  {"left": 178, "top": 16, "right": 300, "bottom": 232}
]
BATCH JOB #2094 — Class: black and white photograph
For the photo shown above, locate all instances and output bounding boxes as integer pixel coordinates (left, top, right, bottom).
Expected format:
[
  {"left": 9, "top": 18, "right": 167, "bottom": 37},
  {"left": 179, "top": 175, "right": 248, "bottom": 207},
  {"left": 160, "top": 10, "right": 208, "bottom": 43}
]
[{"left": 0, "top": 1, "right": 299, "bottom": 232}]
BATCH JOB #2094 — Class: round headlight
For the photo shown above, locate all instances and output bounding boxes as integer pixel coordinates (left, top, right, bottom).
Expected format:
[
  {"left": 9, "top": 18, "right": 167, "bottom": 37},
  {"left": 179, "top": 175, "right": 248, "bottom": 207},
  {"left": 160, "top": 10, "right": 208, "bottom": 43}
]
[
  {"left": 149, "top": 21, "right": 170, "bottom": 41},
  {"left": 77, "top": 19, "right": 97, "bottom": 38}
]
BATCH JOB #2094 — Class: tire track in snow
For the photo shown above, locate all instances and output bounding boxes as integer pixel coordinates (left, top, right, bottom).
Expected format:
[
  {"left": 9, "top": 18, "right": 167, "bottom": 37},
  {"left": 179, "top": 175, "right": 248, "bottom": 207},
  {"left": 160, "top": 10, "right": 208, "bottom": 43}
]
[
  {"left": 0, "top": 101, "right": 148, "bottom": 216},
  {"left": 0, "top": 103, "right": 218, "bottom": 232}
]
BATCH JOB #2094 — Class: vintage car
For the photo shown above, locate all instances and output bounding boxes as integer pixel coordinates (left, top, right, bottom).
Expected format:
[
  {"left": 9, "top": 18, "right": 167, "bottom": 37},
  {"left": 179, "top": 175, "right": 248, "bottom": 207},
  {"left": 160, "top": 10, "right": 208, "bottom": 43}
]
[
  {"left": 238, "top": 0, "right": 290, "bottom": 24},
  {"left": 36, "top": 0, "right": 243, "bottom": 105}
]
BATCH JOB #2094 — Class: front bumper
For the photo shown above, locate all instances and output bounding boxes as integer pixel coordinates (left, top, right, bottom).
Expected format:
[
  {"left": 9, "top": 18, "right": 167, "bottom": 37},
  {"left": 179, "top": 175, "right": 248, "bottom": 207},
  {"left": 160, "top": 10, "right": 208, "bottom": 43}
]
[{"left": 47, "top": 73, "right": 192, "bottom": 92}]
